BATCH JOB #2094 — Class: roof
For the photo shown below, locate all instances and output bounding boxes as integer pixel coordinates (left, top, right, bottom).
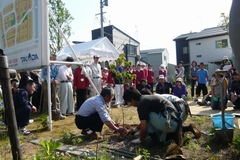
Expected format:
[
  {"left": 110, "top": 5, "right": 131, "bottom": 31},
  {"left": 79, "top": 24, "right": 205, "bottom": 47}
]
[
  {"left": 92, "top": 25, "right": 140, "bottom": 44},
  {"left": 173, "top": 32, "right": 197, "bottom": 41},
  {"left": 186, "top": 27, "right": 228, "bottom": 40},
  {"left": 57, "top": 37, "right": 119, "bottom": 61},
  {"left": 140, "top": 48, "right": 166, "bottom": 55}
]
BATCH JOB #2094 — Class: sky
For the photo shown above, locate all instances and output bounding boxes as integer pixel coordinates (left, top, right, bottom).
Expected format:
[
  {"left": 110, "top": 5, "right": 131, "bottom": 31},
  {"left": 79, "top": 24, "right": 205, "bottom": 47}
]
[{"left": 61, "top": 0, "right": 232, "bottom": 64}]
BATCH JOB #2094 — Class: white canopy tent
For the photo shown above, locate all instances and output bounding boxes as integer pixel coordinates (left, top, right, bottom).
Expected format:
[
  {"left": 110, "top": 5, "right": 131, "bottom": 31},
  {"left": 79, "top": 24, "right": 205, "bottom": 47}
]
[{"left": 57, "top": 37, "right": 120, "bottom": 63}]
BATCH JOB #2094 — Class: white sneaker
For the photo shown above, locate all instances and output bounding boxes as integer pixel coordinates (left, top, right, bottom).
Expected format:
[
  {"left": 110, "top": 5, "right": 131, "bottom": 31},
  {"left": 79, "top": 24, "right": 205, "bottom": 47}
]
[
  {"left": 60, "top": 115, "right": 66, "bottom": 120},
  {"left": 29, "top": 119, "right": 34, "bottom": 124},
  {"left": 19, "top": 127, "right": 30, "bottom": 135}
]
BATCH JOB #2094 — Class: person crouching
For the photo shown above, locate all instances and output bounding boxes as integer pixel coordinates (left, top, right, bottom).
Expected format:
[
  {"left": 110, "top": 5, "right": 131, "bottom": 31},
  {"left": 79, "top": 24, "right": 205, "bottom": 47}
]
[{"left": 75, "top": 86, "right": 127, "bottom": 139}]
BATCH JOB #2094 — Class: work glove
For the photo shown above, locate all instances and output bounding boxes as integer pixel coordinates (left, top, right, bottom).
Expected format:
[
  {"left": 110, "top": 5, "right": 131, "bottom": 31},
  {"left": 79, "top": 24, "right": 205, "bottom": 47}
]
[
  {"left": 131, "top": 138, "right": 141, "bottom": 144},
  {"left": 213, "top": 96, "right": 219, "bottom": 101},
  {"left": 220, "top": 97, "right": 226, "bottom": 101}
]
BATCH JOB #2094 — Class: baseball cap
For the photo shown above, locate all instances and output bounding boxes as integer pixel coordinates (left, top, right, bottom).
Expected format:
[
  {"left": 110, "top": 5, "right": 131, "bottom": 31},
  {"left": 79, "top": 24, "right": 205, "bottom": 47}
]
[
  {"left": 159, "top": 75, "right": 164, "bottom": 79},
  {"left": 93, "top": 55, "right": 100, "bottom": 58},
  {"left": 222, "top": 56, "right": 228, "bottom": 60}
]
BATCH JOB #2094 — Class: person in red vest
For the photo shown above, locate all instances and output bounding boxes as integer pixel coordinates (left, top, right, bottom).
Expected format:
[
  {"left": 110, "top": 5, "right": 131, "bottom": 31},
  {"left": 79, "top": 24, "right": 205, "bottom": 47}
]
[
  {"left": 107, "top": 69, "right": 114, "bottom": 86},
  {"left": 136, "top": 64, "right": 144, "bottom": 91},
  {"left": 74, "top": 65, "right": 90, "bottom": 110},
  {"left": 147, "top": 65, "right": 154, "bottom": 92}
]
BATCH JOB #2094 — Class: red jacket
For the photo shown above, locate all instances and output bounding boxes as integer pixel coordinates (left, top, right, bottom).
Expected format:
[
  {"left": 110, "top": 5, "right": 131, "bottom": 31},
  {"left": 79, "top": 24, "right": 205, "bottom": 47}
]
[
  {"left": 143, "top": 68, "right": 148, "bottom": 79},
  {"left": 102, "top": 72, "right": 107, "bottom": 82},
  {"left": 73, "top": 67, "right": 89, "bottom": 89},
  {"left": 147, "top": 70, "right": 154, "bottom": 83},
  {"left": 135, "top": 70, "right": 144, "bottom": 85},
  {"left": 107, "top": 71, "right": 114, "bottom": 84}
]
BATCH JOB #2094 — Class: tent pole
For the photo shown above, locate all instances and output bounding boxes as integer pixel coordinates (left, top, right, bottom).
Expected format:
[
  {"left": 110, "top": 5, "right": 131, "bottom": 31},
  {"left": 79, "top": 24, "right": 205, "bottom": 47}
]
[{"left": 47, "top": 9, "right": 99, "bottom": 130}]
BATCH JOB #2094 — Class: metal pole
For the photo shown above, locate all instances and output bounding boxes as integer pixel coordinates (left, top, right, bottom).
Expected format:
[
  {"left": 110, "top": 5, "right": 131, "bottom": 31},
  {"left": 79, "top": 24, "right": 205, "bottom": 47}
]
[
  {"left": 47, "top": 65, "right": 52, "bottom": 130},
  {"left": 219, "top": 78, "right": 226, "bottom": 130},
  {"left": 0, "top": 56, "right": 22, "bottom": 160},
  {"left": 215, "top": 70, "right": 227, "bottom": 130},
  {"left": 100, "top": 0, "right": 104, "bottom": 38}
]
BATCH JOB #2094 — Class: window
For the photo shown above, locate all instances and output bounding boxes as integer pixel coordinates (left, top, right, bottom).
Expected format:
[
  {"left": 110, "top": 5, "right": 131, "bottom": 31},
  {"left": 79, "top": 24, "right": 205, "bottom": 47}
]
[
  {"left": 164, "top": 56, "right": 166, "bottom": 61},
  {"left": 196, "top": 43, "right": 201, "bottom": 45},
  {"left": 215, "top": 39, "right": 228, "bottom": 48},
  {"left": 182, "top": 46, "right": 189, "bottom": 54},
  {"left": 126, "top": 45, "right": 136, "bottom": 55},
  {"left": 196, "top": 55, "right": 202, "bottom": 58},
  {"left": 204, "top": 64, "right": 208, "bottom": 70}
]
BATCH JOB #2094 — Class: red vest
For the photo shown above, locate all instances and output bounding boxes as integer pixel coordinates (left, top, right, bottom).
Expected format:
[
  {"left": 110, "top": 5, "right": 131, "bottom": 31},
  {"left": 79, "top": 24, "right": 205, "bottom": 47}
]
[
  {"left": 147, "top": 70, "right": 154, "bottom": 83},
  {"left": 73, "top": 67, "right": 89, "bottom": 89}
]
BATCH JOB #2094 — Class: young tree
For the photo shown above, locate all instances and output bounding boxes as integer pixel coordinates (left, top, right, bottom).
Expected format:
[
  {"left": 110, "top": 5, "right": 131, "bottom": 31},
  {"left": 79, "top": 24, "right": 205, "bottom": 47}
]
[
  {"left": 218, "top": 13, "right": 229, "bottom": 32},
  {"left": 49, "top": 0, "right": 74, "bottom": 55}
]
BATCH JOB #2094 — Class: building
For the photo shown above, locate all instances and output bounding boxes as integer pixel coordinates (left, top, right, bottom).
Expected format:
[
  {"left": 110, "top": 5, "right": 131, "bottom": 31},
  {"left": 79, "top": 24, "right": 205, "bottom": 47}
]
[
  {"left": 173, "top": 32, "right": 197, "bottom": 81},
  {"left": 140, "top": 48, "right": 174, "bottom": 82},
  {"left": 92, "top": 25, "right": 140, "bottom": 65},
  {"left": 174, "top": 27, "right": 232, "bottom": 80}
]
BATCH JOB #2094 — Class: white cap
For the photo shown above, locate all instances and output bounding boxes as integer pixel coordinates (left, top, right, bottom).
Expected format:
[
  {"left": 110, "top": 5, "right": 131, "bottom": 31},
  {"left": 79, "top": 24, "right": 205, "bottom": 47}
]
[
  {"left": 160, "top": 64, "right": 164, "bottom": 68},
  {"left": 103, "top": 67, "right": 108, "bottom": 70},
  {"left": 222, "top": 56, "right": 228, "bottom": 60},
  {"left": 159, "top": 75, "right": 164, "bottom": 79}
]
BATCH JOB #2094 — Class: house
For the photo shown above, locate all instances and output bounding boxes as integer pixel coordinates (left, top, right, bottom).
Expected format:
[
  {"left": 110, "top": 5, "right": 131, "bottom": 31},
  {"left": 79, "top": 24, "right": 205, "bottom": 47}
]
[
  {"left": 174, "top": 27, "right": 232, "bottom": 80},
  {"left": 92, "top": 25, "right": 140, "bottom": 65},
  {"left": 140, "top": 48, "right": 174, "bottom": 83}
]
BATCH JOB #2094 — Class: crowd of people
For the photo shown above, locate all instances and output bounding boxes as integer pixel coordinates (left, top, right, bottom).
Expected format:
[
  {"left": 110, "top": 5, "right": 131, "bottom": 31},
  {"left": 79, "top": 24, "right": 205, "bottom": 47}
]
[{"left": 2, "top": 48, "right": 240, "bottom": 157}]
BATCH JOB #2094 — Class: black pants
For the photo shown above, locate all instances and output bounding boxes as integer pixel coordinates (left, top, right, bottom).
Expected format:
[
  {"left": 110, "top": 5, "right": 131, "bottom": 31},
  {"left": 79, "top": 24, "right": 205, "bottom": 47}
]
[
  {"left": 233, "top": 98, "right": 240, "bottom": 109},
  {"left": 76, "top": 89, "right": 87, "bottom": 110},
  {"left": 148, "top": 83, "right": 154, "bottom": 93},
  {"left": 190, "top": 79, "right": 196, "bottom": 97},
  {"left": 15, "top": 105, "right": 32, "bottom": 128},
  {"left": 196, "top": 83, "right": 208, "bottom": 96},
  {"left": 75, "top": 112, "right": 104, "bottom": 132},
  {"left": 211, "top": 97, "right": 227, "bottom": 110},
  {"left": 32, "top": 83, "right": 42, "bottom": 110}
]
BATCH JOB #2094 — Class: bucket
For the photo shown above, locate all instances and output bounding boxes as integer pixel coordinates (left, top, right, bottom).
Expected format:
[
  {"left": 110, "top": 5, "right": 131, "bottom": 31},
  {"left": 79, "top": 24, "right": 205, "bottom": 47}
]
[{"left": 211, "top": 114, "right": 235, "bottom": 129}]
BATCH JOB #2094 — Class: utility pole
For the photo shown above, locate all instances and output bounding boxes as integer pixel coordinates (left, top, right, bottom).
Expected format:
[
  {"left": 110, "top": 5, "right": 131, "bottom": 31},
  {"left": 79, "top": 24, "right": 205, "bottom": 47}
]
[{"left": 100, "top": 0, "right": 108, "bottom": 38}]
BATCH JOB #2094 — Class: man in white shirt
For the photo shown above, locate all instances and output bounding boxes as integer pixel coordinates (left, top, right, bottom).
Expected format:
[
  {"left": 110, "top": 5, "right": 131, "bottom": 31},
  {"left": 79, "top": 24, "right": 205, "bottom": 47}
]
[
  {"left": 75, "top": 86, "right": 127, "bottom": 139},
  {"left": 58, "top": 57, "right": 75, "bottom": 116},
  {"left": 90, "top": 55, "right": 102, "bottom": 96}
]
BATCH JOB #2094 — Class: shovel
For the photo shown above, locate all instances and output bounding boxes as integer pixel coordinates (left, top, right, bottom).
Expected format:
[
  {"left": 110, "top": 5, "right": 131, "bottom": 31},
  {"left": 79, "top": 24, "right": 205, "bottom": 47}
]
[{"left": 214, "top": 70, "right": 234, "bottom": 144}]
